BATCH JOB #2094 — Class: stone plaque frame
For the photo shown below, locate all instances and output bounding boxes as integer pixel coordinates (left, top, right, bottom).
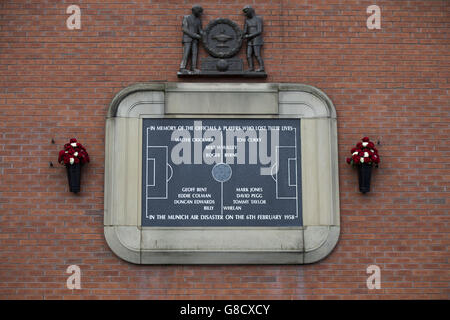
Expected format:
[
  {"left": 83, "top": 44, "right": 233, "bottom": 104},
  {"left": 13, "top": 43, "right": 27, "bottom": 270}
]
[{"left": 104, "top": 83, "right": 340, "bottom": 264}]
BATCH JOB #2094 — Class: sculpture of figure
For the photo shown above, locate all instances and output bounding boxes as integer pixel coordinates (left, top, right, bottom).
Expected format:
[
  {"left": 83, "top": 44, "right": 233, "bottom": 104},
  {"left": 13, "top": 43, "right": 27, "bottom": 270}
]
[
  {"left": 179, "top": 5, "right": 204, "bottom": 73},
  {"left": 243, "top": 6, "right": 264, "bottom": 72}
]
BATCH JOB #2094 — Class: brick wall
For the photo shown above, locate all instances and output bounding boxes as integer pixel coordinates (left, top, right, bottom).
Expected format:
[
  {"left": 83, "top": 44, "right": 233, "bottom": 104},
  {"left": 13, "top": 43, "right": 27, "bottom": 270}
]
[{"left": 0, "top": 0, "right": 448, "bottom": 299}]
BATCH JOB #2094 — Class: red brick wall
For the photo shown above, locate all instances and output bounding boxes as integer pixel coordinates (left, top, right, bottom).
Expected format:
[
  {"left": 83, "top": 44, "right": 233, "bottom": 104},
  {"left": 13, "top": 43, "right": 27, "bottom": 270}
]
[{"left": 0, "top": 0, "right": 448, "bottom": 299}]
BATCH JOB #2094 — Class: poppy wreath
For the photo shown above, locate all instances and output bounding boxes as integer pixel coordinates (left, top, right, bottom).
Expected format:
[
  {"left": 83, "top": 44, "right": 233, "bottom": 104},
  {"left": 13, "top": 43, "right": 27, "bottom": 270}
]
[
  {"left": 346, "top": 137, "right": 380, "bottom": 167},
  {"left": 58, "top": 138, "right": 90, "bottom": 166},
  {"left": 346, "top": 137, "right": 380, "bottom": 194},
  {"left": 58, "top": 138, "right": 89, "bottom": 193}
]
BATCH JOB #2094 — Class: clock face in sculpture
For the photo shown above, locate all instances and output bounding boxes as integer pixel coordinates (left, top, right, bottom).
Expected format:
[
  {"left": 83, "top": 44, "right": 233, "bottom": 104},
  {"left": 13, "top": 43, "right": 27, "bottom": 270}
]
[{"left": 202, "top": 18, "right": 243, "bottom": 59}]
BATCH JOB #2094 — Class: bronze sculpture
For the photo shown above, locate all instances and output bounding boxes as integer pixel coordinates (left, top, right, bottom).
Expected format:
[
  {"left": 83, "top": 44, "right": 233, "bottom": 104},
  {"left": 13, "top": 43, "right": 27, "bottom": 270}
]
[
  {"left": 177, "top": 5, "right": 266, "bottom": 77},
  {"left": 243, "top": 5, "right": 264, "bottom": 72},
  {"left": 179, "top": 5, "right": 204, "bottom": 74}
]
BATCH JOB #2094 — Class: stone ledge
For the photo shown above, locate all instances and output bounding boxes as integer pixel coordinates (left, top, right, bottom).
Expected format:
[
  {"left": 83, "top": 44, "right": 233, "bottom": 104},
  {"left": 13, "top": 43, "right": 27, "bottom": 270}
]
[
  {"left": 103, "top": 225, "right": 340, "bottom": 264},
  {"left": 107, "top": 82, "right": 337, "bottom": 119},
  {"left": 177, "top": 71, "right": 268, "bottom": 78},
  {"left": 303, "top": 226, "right": 340, "bottom": 264},
  {"left": 141, "top": 251, "right": 304, "bottom": 265},
  {"left": 104, "top": 226, "right": 141, "bottom": 264}
]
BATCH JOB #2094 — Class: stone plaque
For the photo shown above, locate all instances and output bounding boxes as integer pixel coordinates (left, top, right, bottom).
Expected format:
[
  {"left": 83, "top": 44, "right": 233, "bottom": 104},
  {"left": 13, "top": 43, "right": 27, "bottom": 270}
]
[
  {"left": 142, "top": 118, "right": 302, "bottom": 227},
  {"left": 104, "top": 83, "right": 340, "bottom": 264}
]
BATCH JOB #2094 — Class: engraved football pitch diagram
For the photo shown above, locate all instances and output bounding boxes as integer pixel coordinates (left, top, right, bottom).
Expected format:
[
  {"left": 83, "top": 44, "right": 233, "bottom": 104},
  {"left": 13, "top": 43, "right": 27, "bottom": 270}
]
[{"left": 142, "top": 119, "right": 302, "bottom": 227}]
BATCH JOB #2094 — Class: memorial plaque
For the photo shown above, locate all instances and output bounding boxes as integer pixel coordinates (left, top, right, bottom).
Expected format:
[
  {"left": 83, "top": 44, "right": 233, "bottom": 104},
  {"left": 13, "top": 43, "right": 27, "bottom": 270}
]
[
  {"left": 142, "top": 118, "right": 302, "bottom": 227},
  {"left": 106, "top": 83, "right": 339, "bottom": 264}
]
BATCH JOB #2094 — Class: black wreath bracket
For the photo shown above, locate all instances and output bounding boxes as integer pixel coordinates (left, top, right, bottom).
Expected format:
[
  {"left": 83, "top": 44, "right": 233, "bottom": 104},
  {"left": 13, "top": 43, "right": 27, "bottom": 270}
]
[{"left": 178, "top": 16, "right": 267, "bottom": 78}]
